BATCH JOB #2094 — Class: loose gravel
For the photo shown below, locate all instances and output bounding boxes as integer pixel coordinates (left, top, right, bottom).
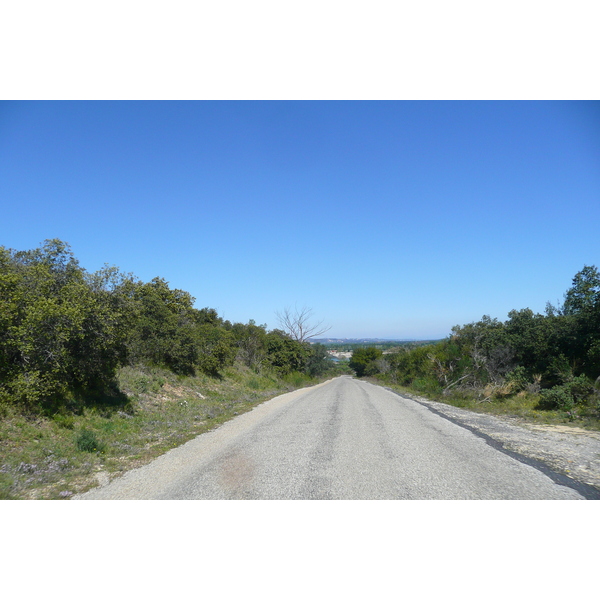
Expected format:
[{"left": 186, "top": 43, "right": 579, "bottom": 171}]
[{"left": 394, "top": 388, "right": 600, "bottom": 497}]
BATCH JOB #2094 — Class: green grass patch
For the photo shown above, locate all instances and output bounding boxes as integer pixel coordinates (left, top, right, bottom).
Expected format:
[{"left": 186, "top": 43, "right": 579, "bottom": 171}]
[
  {"left": 282, "top": 371, "right": 314, "bottom": 388},
  {"left": 0, "top": 363, "right": 327, "bottom": 500},
  {"left": 75, "top": 429, "right": 106, "bottom": 453}
]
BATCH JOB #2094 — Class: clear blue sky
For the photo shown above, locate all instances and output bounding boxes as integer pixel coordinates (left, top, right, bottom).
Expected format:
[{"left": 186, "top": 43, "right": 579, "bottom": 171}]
[{"left": 1, "top": 101, "right": 599, "bottom": 339}]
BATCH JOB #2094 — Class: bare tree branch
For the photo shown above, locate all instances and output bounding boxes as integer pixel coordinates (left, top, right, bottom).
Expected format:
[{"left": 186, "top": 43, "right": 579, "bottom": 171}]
[
  {"left": 442, "top": 373, "right": 471, "bottom": 395},
  {"left": 275, "top": 305, "right": 331, "bottom": 343}
]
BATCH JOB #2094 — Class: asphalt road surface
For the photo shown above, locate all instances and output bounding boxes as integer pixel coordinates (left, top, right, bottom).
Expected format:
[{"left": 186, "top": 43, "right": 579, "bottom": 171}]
[{"left": 75, "top": 376, "right": 587, "bottom": 500}]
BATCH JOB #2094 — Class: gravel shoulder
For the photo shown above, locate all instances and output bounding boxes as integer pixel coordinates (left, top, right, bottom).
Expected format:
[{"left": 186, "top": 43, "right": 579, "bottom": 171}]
[{"left": 389, "top": 387, "right": 600, "bottom": 496}]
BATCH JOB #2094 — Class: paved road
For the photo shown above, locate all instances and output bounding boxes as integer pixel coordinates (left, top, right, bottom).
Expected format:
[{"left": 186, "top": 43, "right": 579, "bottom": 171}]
[{"left": 75, "top": 376, "right": 587, "bottom": 500}]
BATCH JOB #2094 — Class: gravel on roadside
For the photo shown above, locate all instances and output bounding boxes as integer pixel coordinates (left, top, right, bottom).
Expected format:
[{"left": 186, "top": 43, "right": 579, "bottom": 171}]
[{"left": 390, "top": 389, "right": 600, "bottom": 495}]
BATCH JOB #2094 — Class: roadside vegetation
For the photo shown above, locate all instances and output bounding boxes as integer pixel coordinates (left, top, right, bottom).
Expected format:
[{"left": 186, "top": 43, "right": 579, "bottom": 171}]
[
  {"left": 0, "top": 362, "right": 331, "bottom": 499},
  {"left": 4, "top": 240, "right": 599, "bottom": 497},
  {"left": 349, "top": 265, "right": 600, "bottom": 430},
  {"left": 0, "top": 239, "right": 339, "bottom": 499}
]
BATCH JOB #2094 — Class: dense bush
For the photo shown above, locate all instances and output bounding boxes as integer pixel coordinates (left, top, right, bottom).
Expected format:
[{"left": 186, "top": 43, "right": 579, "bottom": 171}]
[
  {"left": 538, "top": 375, "right": 596, "bottom": 411},
  {"left": 0, "top": 241, "right": 128, "bottom": 412},
  {"left": 75, "top": 429, "right": 106, "bottom": 453},
  {"left": 369, "top": 265, "right": 600, "bottom": 415},
  {"left": 349, "top": 347, "right": 383, "bottom": 377},
  {"left": 538, "top": 386, "right": 576, "bottom": 411},
  {"left": 305, "top": 344, "right": 334, "bottom": 377},
  {"left": 1, "top": 240, "right": 335, "bottom": 415},
  {"left": 264, "top": 330, "right": 311, "bottom": 374}
]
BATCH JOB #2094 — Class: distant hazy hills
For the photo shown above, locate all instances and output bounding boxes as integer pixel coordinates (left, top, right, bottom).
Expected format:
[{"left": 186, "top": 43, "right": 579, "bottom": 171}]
[{"left": 311, "top": 338, "right": 424, "bottom": 344}]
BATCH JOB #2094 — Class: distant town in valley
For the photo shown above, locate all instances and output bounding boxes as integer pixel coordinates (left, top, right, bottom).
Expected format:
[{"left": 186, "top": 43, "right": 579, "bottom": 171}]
[
  {"left": 311, "top": 338, "right": 439, "bottom": 345},
  {"left": 311, "top": 338, "right": 442, "bottom": 360}
]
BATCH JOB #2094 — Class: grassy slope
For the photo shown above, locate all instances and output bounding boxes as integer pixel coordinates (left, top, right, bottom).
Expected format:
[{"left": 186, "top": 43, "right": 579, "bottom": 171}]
[{"left": 0, "top": 364, "right": 326, "bottom": 500}]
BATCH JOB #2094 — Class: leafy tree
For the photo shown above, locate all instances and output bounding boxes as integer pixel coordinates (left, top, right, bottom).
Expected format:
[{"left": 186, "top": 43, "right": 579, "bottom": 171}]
[
  {"left": 0, "top": 246, "right": 21, "bottom": 385},
  {"left": 264, "top": 330, "right": 311, "bottom": 374},
  {"left": 564, "top": 267, "right": 600, "bottom": 379},
  {"left": 125, "top": 277, "right": 199, "bottom": 374},
  {"left": 194, "top": 324, "right": 235, "bottom": 377},
  {"left": 194, "top": 307, "right": 223, "bottom": 327},
  {"left": 0, "top": 240, "right": 128, "bottom": 411},
  {"left": 386, "top": 345, "right": 433, "bottom": 385},
  {"left": 123, "top": 277, "right": 235, "bottom": 377},
  {"left": 564, "top": 265, "right": 600, "bottom": 315},
  {"left": 231, "top": 320, "right": 268, "bottom": 370},
  {"left": 349, "top": 347, "right": 383, "bottom": 377},
  {"left": 305, "top": 343, "right": 333, "bottom": 377}
]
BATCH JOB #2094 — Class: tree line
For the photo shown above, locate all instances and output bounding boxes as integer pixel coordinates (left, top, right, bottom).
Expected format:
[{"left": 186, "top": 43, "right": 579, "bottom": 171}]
[
  {"left": 350, "top": 265, "right": 600, "bottom": 413},
  {"left": 0, "top": 239, "right": 333, "bottom": 414}
]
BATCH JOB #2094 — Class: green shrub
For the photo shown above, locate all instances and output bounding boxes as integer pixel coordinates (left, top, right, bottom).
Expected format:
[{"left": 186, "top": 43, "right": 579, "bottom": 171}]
[
  {"left": 506, "top": 366, "right": 529, "bottom": 392},
  {"left": 538, "top": 375, "right": 595, "bottom": 411},
  {"left": 538, "top": 386, "right": 575, "bottom": 411},
  {"left": 566, "top": 375, "right": 594, "bottom": 403},
  {"left": 75, "top": 429, "right": 105, "bottom": 453},
  {"left": 349, "top": 347, "right": 383, "bottom": 377}
]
